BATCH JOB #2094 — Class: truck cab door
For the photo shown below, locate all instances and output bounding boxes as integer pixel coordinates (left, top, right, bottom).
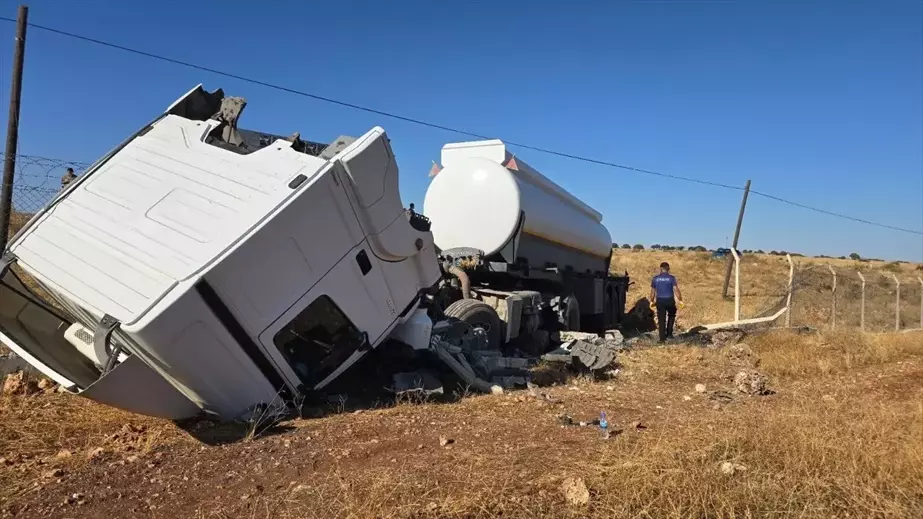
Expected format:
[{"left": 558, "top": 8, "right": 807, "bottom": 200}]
[{"left": 257, "top": 240, "right": 398, "bottom": 391}]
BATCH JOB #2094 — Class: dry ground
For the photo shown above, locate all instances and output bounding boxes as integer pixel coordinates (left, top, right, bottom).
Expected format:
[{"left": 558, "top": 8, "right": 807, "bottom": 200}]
[
  {"left": 612, "top": 249, "right": 923, "bottom": 333},
  {"left": 2, "top": 329, "right": 922, "bottom": 518},
  {"left": 1, "top": 250, "right": 922, "bottom": 518}
]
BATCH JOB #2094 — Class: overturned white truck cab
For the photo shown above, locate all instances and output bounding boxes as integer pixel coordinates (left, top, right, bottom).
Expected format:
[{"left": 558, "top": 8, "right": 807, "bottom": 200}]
[{"left": 1, "top": 85, "right": 628, "bottom": 424}]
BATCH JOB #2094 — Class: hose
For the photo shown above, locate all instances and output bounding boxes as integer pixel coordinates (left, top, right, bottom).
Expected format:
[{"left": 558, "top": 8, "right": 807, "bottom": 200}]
[{"left": 448, "top": 265, "right": 471, "bottom": 299}]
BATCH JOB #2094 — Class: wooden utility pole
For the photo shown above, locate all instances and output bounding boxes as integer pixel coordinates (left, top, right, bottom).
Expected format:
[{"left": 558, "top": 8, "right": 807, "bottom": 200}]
[
  {"left": 722, "top": 180, "right": 751, "bottom": 299},
  {"left": 0, "top": 5, "right": 29, "bottom": 251}
]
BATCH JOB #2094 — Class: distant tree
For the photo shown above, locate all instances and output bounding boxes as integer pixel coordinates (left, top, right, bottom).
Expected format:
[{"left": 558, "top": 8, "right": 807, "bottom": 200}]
[
  {"left": 676, "top": 246, "right": 685, "bottom": 251},
  {"left": 612, "top": 243, "right": 618, "bottom": 249},
  {"left": 633, "top": 244, "right": 645, "bottom": 250},
  {"left": 621, "top": 243, "right": 631, "bottom": 249},
  {"left": 769, "top": 251, "right": 779, "bottom": 256},
  {"left": 651, "top": 244, "right": 662, "bottom": 249},
  {"left": 838, "top": 256, "right": 847, "bottom": 260},
  {"left": 756, "top": 250, "right": 765, "bottom": 254},
  {"left": 849, "top": 252, "right": 861, "bottom": 261},
  {"left": 662, "top": 245, "right": 674, "bottom": 251}
]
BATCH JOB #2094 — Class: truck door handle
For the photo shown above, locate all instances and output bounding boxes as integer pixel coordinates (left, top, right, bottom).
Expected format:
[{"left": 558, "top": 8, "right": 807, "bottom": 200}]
[{"left": 356, "top": 250, "right": 372, "bottom": 275}]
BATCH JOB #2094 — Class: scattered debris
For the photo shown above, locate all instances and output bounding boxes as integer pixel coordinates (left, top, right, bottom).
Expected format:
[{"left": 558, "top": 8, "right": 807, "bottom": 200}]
[
  {"left": 734, "top": 370, "right": 772, "bottom": 395},
  {"left": 86, "top": 448, "right": 106, "bottom": 461},
  {"left": 392, "top": 370, "right": 444, "bottom": 397},
  {"left": 707, "top": 329, "right": 747, "bottom": 348},
  {"left": 708, "top": 390, "right": 735, "bottom": 404},
  {"left": 561, "top": 477, "right": 590, "bottom": 506},
  {"left": 42, "top": 468, "right": 65, "bottom": 479},
  {"left": 543, "top": 337, "right": 619, "bottom": 371},
  {"left": 695, "top": 383, "right": 707, "bottom": 393},
  {"left": 720, "top": 461, "right": 748, "bottom": 475},
  {"left": 2, "top": 371, "right": 39, "bottom": 395},
  {"left": 629, "top": 421, "right": 647, "bottom": 431}
]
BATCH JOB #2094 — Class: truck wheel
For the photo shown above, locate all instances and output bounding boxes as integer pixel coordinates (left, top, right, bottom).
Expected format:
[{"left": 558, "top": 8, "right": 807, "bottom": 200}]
[
  {"left": 558, "top": 295, "right": 580, "bottom": 331},
  {"left": 444, "top": 299, "right": 502, "bottom": 351}
]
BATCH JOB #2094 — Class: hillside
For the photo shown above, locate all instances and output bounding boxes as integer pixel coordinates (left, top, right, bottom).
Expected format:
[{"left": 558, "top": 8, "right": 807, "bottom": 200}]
[{"left": 0, "top": 250, "right": 921, "bottom": 518}]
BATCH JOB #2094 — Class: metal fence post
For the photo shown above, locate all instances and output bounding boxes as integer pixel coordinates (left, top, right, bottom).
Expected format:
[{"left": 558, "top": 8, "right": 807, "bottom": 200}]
[
  {"left": 785, "top": 254, "right": 793, "bottom": 328},
  {"left": 890, "top": 274, "right": 900, "bottom": 332},
  {"left": 857, "top": 271, "right": 866, "bottom": 331},
  {"left": 730, "top": 247, "right": 740, "bottom": 322},
  {"left": 827, "top": 265, "right": 837, "bottom": 330},
  {"left": 918, "top": 277, "right": 923, "bottom": 330}
]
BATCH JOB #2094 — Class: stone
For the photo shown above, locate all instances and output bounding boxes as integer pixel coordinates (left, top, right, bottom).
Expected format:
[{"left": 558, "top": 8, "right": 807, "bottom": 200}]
[
  {"left": 2, "top": 371, "right": 39, "bottom": 395},
  {"left": 720, "top": 461, "right": 747, "bottom": 475},
  {"left": 438, "top": 436, "right": 453, "bottom": 447},
  {"left": 734, "top": 370, "right": 770, "bottom": 395},
  {"left": 43, "top": 468, "right": 65, "bottom": 479},
  {"left": 695, "top": 384, "right": 707, "bottom": 393},
  {"left": 37, "top": 378, "right": 54, "bottom": 391},
  {"left": 86, "top": 448, "right": 105, "bottom": 461},
  {"left": 683, "top": 395, "right": 692, "bottom": 401},
  {"left": 561, "top": 477, "right": 590, "bottom": 506},
  {"left": 54, "top": 450, "right": 72, "bottom": 460},
  {"left": 490, "top": 385, "right": 504, "bottom": 395}
]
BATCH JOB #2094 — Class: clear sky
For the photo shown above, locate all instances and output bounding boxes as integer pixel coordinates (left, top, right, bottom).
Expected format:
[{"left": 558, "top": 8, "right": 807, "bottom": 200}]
[{"left": 2, "top": 0, "right": 922, "bottom": 261}]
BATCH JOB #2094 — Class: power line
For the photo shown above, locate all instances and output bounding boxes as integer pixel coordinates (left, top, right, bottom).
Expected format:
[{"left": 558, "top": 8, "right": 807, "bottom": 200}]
[{"left": 2, "top": 17, "right": 921, "bottom": 236}]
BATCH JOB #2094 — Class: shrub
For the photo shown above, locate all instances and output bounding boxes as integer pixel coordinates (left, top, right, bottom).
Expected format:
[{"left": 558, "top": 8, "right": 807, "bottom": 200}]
[
  {"left": 849, "top": 253, "right": 861, "bottom": 261},
  {"left": 633, "top": 244, "right": 645, "bottom": 250},
  {"left": 621, "top": 244, "right": 631, "bottom": 249}
]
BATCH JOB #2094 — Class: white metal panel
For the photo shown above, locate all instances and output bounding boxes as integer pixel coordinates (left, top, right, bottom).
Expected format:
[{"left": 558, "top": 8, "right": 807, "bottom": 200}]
[{"left": 10, "top": 115, "right": 328, "bottom": 325}]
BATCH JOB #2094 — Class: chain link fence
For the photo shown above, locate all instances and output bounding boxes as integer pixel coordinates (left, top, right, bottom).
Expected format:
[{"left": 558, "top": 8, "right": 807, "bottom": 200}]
[{"left": 1, "top": 153, "right": 90, "bottom": 235}]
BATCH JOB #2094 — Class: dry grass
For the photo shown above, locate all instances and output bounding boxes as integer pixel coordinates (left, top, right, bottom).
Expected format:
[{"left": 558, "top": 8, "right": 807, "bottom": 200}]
[
  {"left": 170, "top": 330, "right": 923, "bottom": 519},
  {"left": 1, "top": 249, "right": 922, "bottom": 518},
  {"left": 612, "top": 249, "right": 923, "bottom": 332}
]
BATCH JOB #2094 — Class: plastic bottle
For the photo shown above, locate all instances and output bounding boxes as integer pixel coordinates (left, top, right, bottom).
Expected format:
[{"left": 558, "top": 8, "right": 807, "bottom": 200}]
[{"left": 599, "top": 411, "right": 609, "bottom": 439}]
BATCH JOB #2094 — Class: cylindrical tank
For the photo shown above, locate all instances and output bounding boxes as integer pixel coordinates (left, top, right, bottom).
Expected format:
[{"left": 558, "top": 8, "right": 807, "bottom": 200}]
[{"left": 423, "top": 156, "right": 612, "bottom": 261}]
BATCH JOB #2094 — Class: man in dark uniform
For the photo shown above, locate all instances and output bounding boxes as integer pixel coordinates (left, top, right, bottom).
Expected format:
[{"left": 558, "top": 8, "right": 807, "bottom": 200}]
[{"left": 650, "top": 262, "right": 683, "bottom": 342}]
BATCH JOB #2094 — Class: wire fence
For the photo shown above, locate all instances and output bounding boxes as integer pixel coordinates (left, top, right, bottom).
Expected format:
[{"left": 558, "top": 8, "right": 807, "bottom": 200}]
[{"left": 1, "top": 153, "right": 91, "bottom": 232}]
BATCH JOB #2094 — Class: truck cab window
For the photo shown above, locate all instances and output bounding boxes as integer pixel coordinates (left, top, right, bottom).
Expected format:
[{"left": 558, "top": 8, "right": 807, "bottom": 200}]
[{"left": 272, "top": 296, "right": 366, "bottom": 388}]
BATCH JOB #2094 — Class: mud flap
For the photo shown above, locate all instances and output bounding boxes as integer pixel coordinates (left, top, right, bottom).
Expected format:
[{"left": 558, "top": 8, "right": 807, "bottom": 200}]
[{"left": 78, "top": 355, "right": 200, "bottom": 420}]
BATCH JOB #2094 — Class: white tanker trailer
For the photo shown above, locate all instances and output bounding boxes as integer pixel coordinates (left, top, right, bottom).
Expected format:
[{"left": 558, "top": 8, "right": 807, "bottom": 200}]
[
  {"left": 0, "top": 85, "right": 628, "bottom": 426},
  {"left": 425, "top": 139, "right": 629, "bottom": 348}
]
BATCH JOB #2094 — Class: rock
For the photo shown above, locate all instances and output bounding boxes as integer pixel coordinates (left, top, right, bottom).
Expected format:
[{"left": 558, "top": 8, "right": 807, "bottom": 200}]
[
  {"left": 37, "top": 378, "right": 55, "bottom": 391},
  {"left": 126, "top": 455, "right": 139, "bottom": 463},
  {"left": 490, "top": 385, "right": 504, "bottom": 395},
  {"left": 695, "top": 384, "right": 707, "bottom": 393},
  {"left": 438, "top": 436, "right": 454, "bottom": 447},
  {"left": 43, "top": 468, "right": 65, "bottom": 479},
  {"left": 726, "top": 343, "right": 759, "bottom": 367},
  {"left": 720, "top": 461, "right": 747, "bottom": 475},
  {"left": 2, "top": 371, "right": 39, "bottom": 395},
  {"left": 734, "top": 370, "right": 771, "bottom": 395},
  {"left": 709, "top": 329, "right": 746, "bottom": 348},
  {"left": 54, "top": 450, "right": 72, "bottom": 460},
  {"left": 559, "top": 331, "right": 599, "bottom": 343},
  {"left": 561, "top": 477, "right": 590, "bottom": 506},
  {"left": 629, "top": 421, "right": 647, "bottom": 431},
  {"left": 604, "top": 329, "right": 624, "bottom": 345},
  {"left": 86, "top": 447, "right": 105, "bottom": 461},
  {"left": 683, "top": 395, "right": 692, "bottom": 401}
]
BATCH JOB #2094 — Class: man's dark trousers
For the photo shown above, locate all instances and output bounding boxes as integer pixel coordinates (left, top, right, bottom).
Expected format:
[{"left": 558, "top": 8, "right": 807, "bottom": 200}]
[{"left": 656, "top": 297, "right": 677, "bottom": 342}]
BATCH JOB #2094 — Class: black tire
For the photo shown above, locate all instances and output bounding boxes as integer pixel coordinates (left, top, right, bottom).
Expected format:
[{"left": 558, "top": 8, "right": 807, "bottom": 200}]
[
  {"left": 556, "top": 295, "right": 581, "bottom": 331},
  {"left": 444, "top": 299, "right": 502, "bottom": 351}
]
